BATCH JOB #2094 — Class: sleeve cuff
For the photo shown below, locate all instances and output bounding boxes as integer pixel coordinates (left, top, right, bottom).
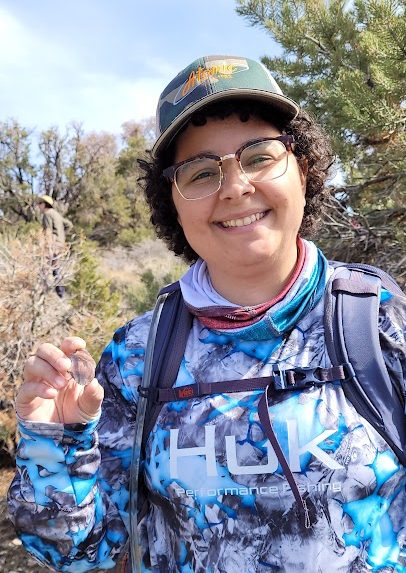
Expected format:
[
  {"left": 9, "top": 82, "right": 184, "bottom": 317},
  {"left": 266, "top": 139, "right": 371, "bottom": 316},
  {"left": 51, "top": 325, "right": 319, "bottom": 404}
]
[{"left": 18, "top": 416, "right": 100, "bottom": 443}]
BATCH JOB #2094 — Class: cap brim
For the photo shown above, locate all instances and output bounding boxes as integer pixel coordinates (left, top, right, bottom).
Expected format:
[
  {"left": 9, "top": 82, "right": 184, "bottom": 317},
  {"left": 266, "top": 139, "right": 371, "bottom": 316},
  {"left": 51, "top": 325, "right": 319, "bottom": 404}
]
[
  {"left": 38, "top": 198, "right": 53, "bottom": 206},
  {"left": 152, "top": 89, "right": 299, "bottom": 157}
]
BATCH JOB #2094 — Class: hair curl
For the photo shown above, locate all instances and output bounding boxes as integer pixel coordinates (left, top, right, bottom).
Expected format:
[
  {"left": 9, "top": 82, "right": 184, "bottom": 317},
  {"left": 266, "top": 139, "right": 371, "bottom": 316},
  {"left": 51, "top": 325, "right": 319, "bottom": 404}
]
[{"left": 138, "top": 100, "right": 334, "bottom": 264}]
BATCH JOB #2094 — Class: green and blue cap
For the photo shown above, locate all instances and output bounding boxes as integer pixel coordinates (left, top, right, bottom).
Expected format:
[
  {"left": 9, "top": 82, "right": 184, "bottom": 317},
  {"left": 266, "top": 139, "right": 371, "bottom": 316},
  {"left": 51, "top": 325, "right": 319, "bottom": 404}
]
[{"left": 152, "top": 55, "right": 299, "bottom": 157}]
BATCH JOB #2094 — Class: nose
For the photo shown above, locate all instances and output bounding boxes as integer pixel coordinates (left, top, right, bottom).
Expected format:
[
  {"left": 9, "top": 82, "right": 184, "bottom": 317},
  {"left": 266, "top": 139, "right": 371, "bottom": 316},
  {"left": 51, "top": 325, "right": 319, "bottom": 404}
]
[{"left": 218, "top": 161, "right": 255, "bottom": 200}]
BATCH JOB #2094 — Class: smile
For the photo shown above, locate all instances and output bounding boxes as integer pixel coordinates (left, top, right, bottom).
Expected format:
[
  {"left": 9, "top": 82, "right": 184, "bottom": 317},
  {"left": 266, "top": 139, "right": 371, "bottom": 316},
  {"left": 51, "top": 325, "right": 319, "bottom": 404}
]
[{"left": 220, "top": 211, "right": 266, "bottom": 228}]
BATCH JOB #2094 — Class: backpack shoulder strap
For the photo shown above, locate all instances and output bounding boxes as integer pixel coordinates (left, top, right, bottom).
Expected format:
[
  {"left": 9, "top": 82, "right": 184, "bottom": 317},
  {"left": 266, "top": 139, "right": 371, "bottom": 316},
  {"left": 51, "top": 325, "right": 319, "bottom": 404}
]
[
  {"left": 130, "top": 287, "right": 171, "bottom": 562},
  {"left": 324, "top": 262, "right": 406, "bottom": 465},
  {"left": 134, "top": 281, "right": 192, "bottom": 528},
  {"left": 141, "top": 281, "right": 193, "bottom": 449},
  {"left": 328, "top": 260, "right": 404, "bottom": 295}
]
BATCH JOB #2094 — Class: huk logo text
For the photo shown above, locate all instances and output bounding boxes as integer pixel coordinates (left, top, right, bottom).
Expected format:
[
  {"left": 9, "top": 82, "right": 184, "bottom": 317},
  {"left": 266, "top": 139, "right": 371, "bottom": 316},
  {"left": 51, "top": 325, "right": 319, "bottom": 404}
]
[{"left": 169, "top": 422, "right": 344, "bottom": 478}]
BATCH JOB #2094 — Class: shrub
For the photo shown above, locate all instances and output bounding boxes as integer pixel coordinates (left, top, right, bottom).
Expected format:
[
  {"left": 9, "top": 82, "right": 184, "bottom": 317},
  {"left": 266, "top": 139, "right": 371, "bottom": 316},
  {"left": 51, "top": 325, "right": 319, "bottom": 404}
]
[
  {"left": 68, "top": 238, "right": 123, "bottom": 357},
  {"left": 0, "top": 230, "right": 76, "bottom": 462},
  {"left": 123, "top": 264, "right": 187, "bottom": 316},
  {"left": 0, "top": 231, "right": 122, "bottom": 463}
]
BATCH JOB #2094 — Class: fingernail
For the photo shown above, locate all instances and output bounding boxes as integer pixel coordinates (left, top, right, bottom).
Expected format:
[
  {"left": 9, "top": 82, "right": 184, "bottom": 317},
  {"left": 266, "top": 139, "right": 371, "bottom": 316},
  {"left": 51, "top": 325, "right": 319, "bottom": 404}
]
[{"left": 55, "top": 375, "right": 66, "bottom": 387}]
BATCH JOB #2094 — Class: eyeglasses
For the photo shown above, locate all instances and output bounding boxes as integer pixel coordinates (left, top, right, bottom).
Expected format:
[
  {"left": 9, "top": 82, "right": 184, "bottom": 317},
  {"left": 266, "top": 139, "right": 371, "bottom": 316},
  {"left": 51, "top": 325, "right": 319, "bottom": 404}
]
[{"left": 163, "top": 135, "right": 295, "bottom": 200}]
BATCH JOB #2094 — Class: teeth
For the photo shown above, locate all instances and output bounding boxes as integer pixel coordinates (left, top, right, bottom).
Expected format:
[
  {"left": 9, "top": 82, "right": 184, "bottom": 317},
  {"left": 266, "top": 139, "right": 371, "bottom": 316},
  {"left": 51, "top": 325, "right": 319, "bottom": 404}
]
[{"left": 221, "top": 212, "right": 265, "bottom": 228}]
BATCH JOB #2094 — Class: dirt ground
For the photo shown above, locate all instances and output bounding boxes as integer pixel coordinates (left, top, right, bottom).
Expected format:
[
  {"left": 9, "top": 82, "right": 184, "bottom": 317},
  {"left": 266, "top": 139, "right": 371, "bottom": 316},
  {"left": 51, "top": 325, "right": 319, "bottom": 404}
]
[{"left": 0, "top": 467, "right": 46, "bottom": 573}]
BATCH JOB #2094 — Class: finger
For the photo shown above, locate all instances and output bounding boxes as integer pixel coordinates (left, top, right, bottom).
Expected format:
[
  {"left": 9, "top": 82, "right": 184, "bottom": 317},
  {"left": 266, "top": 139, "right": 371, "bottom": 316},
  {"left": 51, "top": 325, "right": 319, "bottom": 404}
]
[
  {"left": 77, "top": 379, "right": 104, "bottom": 421},
  {"left": 16, "top": 380, "right": 58, "bottom": 414},
  {"left": 60, "top": 337, "right": 87, "bottom": 356},
  {"left": 35, "top": 343, "right": 72, "bottom": 376},
  {"left": 24, "top": 355, "right": 70, "bottom": 390}
]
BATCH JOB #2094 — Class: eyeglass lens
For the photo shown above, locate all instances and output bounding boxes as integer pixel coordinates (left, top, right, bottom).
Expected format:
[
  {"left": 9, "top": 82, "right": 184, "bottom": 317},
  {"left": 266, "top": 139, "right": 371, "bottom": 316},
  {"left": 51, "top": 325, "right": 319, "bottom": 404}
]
[{"left": 175, "top": 139, "right": 288, "bottom": 200}]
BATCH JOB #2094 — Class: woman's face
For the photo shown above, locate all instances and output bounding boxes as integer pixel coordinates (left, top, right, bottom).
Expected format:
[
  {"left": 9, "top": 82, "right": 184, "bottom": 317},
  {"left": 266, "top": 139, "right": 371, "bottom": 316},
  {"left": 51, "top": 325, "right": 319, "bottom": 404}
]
[{"left": 171, "top": 114, "right": 307, "bottom": 297}]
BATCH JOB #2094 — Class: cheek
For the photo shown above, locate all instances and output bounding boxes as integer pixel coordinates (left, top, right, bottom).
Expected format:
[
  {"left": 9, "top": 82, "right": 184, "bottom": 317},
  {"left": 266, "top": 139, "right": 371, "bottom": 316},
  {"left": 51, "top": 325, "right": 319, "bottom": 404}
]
[
  {"left": 174, "top": 202, "right": 204, "bottom": 235},
  {"left": 173, "top": 190, "right": 215, "bottom": 228},
  {"left": 174, "top": 202, "right": 191, "bottom": 226},
  {"left": 261, "top": 178, "right": 306, "bottom": 219},
  {"left": 259, "top": 179, "right": 291, "bottom": 205},
  {"left": 274, "top": 172, "right": 306, "bottom": 208}
]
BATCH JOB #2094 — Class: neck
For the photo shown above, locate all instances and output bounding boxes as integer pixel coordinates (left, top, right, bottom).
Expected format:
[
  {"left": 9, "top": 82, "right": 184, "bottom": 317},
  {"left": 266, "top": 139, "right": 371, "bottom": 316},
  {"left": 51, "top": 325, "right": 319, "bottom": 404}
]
[{"left": 208, "top": 240, "right": 303, "bottom": 306}]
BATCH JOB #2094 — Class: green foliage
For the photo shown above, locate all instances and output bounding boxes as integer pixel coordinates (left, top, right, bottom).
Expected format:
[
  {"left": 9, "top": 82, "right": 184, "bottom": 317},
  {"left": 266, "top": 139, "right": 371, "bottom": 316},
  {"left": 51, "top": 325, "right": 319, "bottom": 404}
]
[
  {"left": 236, "top": 0, "right": 406, "bottom": 283},
  {"left": 117, "top": 221, "right": 155, "bottom": 248},
  {"left": 0, "top": 219, "right": 41, "bottom": 238},
  {"left": 237, "top": 0, "right": 405, "bottom": 158},
  {"left": 0, "top": 230, "right": 129, "bottom": 460},
  {"left": 124, "top": 264, "right": 186, "bottom": 316},
  {"left": 113, "top": 120, "right": 155, "bottom": 247},
  {"left": 68, "top": 238, "right": 122, "bottom": 356},
  {"left": 0, "top": 119, "right": 155, "bottom": 250},
  {"left": 117, "top": 121, "right": 148, "bottom": 177},
  {"left": 0, "top": 119, "right": 37, "bottom": 223}
]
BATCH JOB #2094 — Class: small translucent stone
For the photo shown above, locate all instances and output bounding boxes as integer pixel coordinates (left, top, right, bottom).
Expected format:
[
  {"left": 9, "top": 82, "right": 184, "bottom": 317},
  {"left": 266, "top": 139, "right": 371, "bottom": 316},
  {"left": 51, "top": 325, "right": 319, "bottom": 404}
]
[{"left": 69, "top": 349, "right": 96, "bottom": 386}]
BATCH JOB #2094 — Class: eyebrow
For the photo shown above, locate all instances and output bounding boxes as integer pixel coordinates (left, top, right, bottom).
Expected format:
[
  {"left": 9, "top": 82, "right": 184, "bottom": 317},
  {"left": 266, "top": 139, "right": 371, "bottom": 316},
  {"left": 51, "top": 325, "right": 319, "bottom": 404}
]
[
  {"left": 176, "top": 151, "right": 218, "bottom": 163},
  {"left": 176, "top": 137, "right": 274, "bottom": 164}
]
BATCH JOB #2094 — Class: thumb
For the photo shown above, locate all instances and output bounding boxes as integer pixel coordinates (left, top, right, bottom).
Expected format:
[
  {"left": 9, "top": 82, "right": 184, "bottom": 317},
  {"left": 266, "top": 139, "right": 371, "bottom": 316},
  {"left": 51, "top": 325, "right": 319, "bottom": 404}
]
[{"left": 77, "top": 378, "right": 104, "bottom": 422}]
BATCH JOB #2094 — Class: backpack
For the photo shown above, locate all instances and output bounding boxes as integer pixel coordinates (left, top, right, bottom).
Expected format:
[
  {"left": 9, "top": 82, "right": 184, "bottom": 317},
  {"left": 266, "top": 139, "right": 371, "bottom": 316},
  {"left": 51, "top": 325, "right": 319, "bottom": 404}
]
[
  {"left": 129, "top": 262, "right": 406, "bottom": 548},
  {"left": 127, "top": 262, "right": 405, "bottom": 571},
  {"left": 141, "top": 262, "right": 405, "bottom": 457}
]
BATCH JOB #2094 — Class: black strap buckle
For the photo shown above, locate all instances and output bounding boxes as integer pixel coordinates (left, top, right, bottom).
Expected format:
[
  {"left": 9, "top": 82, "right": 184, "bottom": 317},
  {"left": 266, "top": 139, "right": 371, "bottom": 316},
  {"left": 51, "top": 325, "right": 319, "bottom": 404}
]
[
  {"left": 137, "top": 385, "right": 157, "bottom": 401},
  {"left": 272, "top": 367, "right": 289, "bottom": 390},
  {"left": 272, "top": 366, "right": 325, "bottom": 390}
]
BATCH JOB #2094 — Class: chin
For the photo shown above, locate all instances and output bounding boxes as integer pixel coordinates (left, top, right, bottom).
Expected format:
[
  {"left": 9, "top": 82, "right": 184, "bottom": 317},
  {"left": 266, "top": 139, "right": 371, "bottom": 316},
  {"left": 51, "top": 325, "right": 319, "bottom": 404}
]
[{"left": 233, "top": 248, "right": 280, "bottom": 268}]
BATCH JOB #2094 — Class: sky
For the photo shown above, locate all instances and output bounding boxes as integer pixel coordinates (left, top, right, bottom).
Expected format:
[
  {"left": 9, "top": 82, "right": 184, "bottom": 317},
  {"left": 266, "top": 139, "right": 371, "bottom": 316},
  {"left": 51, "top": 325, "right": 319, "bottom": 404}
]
[{"left": 0, "top": 0, "right": 280, "bottom": 136}]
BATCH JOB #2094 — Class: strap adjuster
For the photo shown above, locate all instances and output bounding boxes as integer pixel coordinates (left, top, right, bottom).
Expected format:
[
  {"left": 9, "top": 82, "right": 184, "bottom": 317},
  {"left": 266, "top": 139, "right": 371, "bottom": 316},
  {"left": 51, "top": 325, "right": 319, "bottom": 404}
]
[
  {"left": 272, "top": 366, "right": 328, "bottom": 390},
  {"left": 272, "top": 363, "right": 355, "bottom": 391},
  {"left": 137, "top": 385, "right": 158, "bottom": 401},
  {"left": 272, "top": 367, "right": 291, "bottom": 390}
]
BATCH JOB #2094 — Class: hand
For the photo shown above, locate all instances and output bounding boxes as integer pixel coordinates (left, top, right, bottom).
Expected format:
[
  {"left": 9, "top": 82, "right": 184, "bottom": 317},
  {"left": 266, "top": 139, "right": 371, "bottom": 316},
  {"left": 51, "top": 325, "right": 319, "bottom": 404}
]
[{"left": 16, "top": 337, "right": 104, "bottom": 424}]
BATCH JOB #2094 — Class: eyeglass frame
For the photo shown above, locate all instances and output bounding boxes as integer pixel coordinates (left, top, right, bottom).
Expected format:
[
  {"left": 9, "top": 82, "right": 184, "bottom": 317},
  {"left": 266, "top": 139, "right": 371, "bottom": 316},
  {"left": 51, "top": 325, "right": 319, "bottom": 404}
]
[{"left": 162, "top": 135, "right": 296, "bottom": 200}]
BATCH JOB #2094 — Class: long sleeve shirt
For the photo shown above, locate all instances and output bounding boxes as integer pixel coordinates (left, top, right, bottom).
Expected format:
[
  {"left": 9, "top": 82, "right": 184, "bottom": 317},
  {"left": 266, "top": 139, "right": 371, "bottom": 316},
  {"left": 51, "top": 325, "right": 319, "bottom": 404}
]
[{"left": 8, "top": 252, "right": 406, "bottom": 573}]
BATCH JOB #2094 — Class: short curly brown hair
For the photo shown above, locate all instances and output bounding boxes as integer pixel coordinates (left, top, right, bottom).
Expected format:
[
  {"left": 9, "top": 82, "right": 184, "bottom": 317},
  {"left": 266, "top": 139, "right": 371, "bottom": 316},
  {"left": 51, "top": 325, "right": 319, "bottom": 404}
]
[{"left": 138, "top": 100, "right": 334, "bottom": 264}]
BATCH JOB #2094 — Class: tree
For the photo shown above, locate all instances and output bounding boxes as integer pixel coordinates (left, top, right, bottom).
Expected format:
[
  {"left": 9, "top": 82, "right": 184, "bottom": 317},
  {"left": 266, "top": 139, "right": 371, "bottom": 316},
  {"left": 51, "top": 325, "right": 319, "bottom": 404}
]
[
  {"left": 35, "top": 123, "right": 129, "bottom": 244},
  {"left": 38, "top": 126, "right": 68, "bottom": 200},
  {"left": 236, "top": 0, "right": 406, "bottom": 284},
  {"left": 0, "top": 119, "right": 36, "bottom": 223},
  {"left": 38, "top": 123, "right": 118, "bottom": 207},
  {"left": 138, "top": 116, "right": 157, "bottom": 149},
  {"left": 0, "top": 119, "right": 155, "bottom": 248},
  {"left": 115, "top": 121, "right": 155, "bottom": 246},
  {"left": 64, "top": 128, "right": 125, "bottom": 243}
]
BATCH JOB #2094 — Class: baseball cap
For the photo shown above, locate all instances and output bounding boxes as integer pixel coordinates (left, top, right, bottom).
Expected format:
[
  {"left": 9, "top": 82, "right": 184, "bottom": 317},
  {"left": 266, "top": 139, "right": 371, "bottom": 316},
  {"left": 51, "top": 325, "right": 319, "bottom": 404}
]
[
  {"left": 152, "top": 55, "right": 299, "bottom": 157},
  {"left": 38, "top": 195, "right": 54, "bottom": 206}
]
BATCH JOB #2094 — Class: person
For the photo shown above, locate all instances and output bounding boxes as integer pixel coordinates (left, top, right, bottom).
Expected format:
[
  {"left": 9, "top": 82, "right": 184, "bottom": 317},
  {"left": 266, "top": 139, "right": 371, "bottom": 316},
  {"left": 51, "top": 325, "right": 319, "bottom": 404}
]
[
  {"left": 8, "top": 55, "right": 405, "bottom": 573},
  {"left": 37, "top": 194, "right": 73, "bottom": 298}
]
